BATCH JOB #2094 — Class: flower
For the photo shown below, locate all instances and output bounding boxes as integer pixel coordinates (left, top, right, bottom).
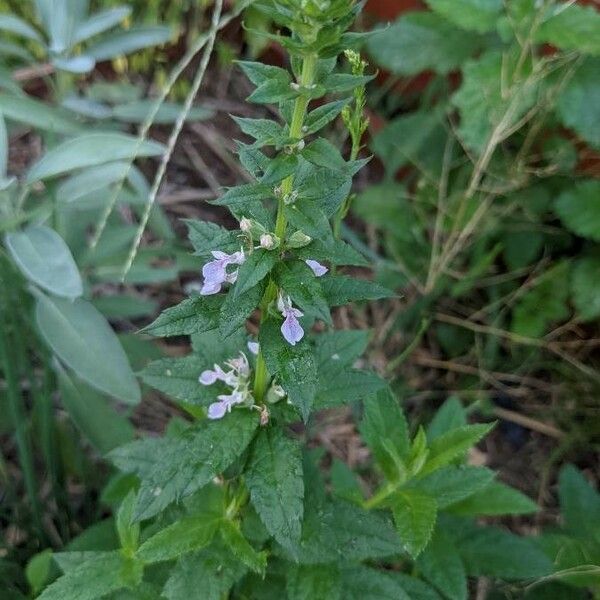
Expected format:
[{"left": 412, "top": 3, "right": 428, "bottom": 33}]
[
  {"left": 200, "top": 249, "right": 245, "bottom": 295},
  {"left": 278, "top": 294, "right": 304, "bottom": 346},
  {"left": 207, "top": 390, "right": 245, "bottom": 420},
  {"left": 305, "top": 259, "right": 328, "bottom": 277},
  {"left": 247, "top": 341, "right": 259, "bottom": 355}
]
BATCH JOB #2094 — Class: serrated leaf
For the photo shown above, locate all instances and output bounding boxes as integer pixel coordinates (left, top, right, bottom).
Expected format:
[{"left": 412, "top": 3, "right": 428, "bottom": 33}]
[
  {"left": 360, "top": 387, "right": 410, "bottom": 481},
  {"left": 245, "top": 427, "right": 304, "bottom": 547},
  {"left": 220, "top": 520, "right": 267, "bottom": 575},
  {"left": 340, "top": 566, "right": 414, "bottom": 600},
  {"left": 555, "top": 180, "right": 600, "bottom": 242},
  {"left": 287, "top": 564, "right": 341, "bottom": 600},
  {"left": 417, "top": 530, "right": 467, "bottom": 600},
  {"left": 27, "top": 133, "right": 164, "bottom": 182},
  {"left": 238, "top": 60, "right": 295, "bottom": 104},
  {"left": 367, "top": 13, "right": 482, "bottom": 76},
  {"left": 321, "top": 275, "right": 395, "bottom": 306},
  {"left": 233, "top": 116, "right": 286, "bottom": 147},
  {"left": 426, "top": 396, "right": 467, "bottom": 441},
  {"left": 421, "top": 423, "right": 494, "bottom": 476},
  {"left": 425, "top": 0, "right": 502, "bottom": 33},
  {"left": 142, "top": 296, "right": 222, "bottom": 337},
  {"left": 137, "top": 515, "right": 218, "bottom": 563},
  {"left": 260, "top": 153, "right": 299, "bottom": 185},
  {"left": 449, "top": 480, "right": 538, "bottom": 516},
  {"left": 315, "top": 330, "right": 370, "bottom": 366},
  {"left": 391, "top": 489, "right": 437, "bottom": 558},
  {"left": 304, "top": 99, "right": 350, "bottom": 135},
  {"left": 259, "top": 319, "right": 317, "bottom": 420},
  {"left": 559, "top": 464, "right": 600, "bottom": 538},
  {"left": 302, "top": 138, "right": 347, "bottom": 170},
  {"left": 36, "top": 294, "right": 140, "bottom": 405},
  {"left": 5, "top": 225, "right": 82, "bottom": 298},
  {"left": 234, "top": 249, "right": 277, "bottom": 298},
  {"left": 219, "top": 280, "right": 264, "bottom": 338},
  {"left": 185, "top": 219, "right": 241, "bottom": 256},
  {"left": 315, "top": 369, "right": 387, "bottom": 409},
  {"left": 110, "top": 411, "right": 259, "bottom": 520}
]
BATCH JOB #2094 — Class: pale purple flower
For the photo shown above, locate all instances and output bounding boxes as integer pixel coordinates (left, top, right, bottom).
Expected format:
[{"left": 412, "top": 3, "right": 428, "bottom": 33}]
[
  {"left": 305, "top": 259, "right": 328, "bottom": 277},
  {"left": 200, "top": 250, "right": 245, "bottom": 295},
  {"left": 199, "top": 364, "right": 236, "bottom": 387},
  {"left": 278, "top": 294, "right": 304, "bottom": 346},
  {"left": 207, "top": 390, "right": 245, "bottom": 420},
  {"left": 225, "top": 352, "right": 250, "bottom": 378},
  {"left": 247, "top": 341, "right": 260, "bottom": 355}
]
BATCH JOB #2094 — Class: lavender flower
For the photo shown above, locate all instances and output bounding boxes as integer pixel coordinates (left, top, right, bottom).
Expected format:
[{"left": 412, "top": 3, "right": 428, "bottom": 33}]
[
  {"left": 277, "top": 294, "right": 304, "bottom": 346},
  {"left": 305, "top": 259, "right": 328, "bottom": 277},
  {"left": 200, "top": 249, "right": 245, "bottom": 295},
  {"left": 247, "top": 341, "right": 260, "bottom": 355},
  {"left": 207, "top": 390, "right": 245, "bottom": 420}
]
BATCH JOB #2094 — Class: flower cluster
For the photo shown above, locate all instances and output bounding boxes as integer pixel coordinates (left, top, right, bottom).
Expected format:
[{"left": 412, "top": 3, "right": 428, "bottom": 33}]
[{"left": 200, "top": 249, "right": 245, "bottom": 295}]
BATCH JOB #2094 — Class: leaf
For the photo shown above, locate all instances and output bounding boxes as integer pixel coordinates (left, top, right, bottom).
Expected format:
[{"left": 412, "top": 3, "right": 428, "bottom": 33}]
[
  {"left": 27, "top": 133, "right": 164, "bottom": 182},
  {"left": 412, "top": 466, "right": 495, "bottom": 510},
  {"left": 142, "top": 296, "right": 222, "bottom": 337},
  {"left": 417, "top": 530, "right": 467, "bottom": 600},
  {"left": 315, "top": 330, "right": 370, "bottom": 366},
  {"left": 57, "top": 162, "right": 131, "bottom": 205},
  {"left": 315, "top": 369, "right": 387, "bottom": 409},
  {"left": 340, "top": 566, "right": 413, "bottom": 600},
  {"left": 137, "top": 515, "right": 218, "bottom": 563},
  {"left": 219, "top": 280, "right": 264, "bottom": 338},
  {"left": 280, "top": 500, "right": 401, "bottom": 564},
  {"left": 116, "top": 491, "right": 139, "bottom": 554},
  {"left": 572, "top": 255, "right": 600, "bottom": 322},
  {"left": 536, "top": 3, "right": 600, "bottom": 56},
  {"left": 87, "top": 26, "right": 172, "bottom": 61},
  {"left": 73, "top": 7, "right": 131, "bottom": 43},
  {"left": 35, "top": 294, "right": 141, "bottom": 405},
  {"left": 321, "top": 275, "right": 395, "bottom": 306},
  {"left": 556, "top": 58, "right": 600, "bottom": 149},
  {"left": 287, "top": 564, "right": 342, "bottom": 600},
  {"left": 302, "top": 138, "right": 347, "bottom": 170},
  {"left": 233, "top": 249, "right": 277, "bottom": 297},
  {"left": 185, "top": 219, "right": 240, "bottom": 256},
  {"left": 110, "top": 411, "right": 259, "bottom": 520},
  {"left": 220, "top": 520, "right": 267, "bottom": 575},
  {"left": 451, "top": 50, "right": 540, "bottom": 152},
  {"left": 162, "top": 545, "right": 246, "bottom": 600},
  {"left": 449, "top": 480, "right": 538, "bottom": 516},
  {"left": 367, "top": 13, "right": 482, "bottom": 76},
  {"left": 56, "top": 365, "right": 134, "bottom": 455},
  {"left": 360, "top": 387, "right": 410, "bottom": 482},
  {"left": 5, "top": 225, "right": 82, "bottom": 298},
  {"left": 232, "top": 116, "right": 286, "bottom": 147},
  {"left": 0, "top": 92, "right": 81, "bottom": 134},
  {"left": 426, "top": 396, "right": 467, "bottom": 441},
  {"left": 391, "top": 489, "right": 437, "bottom": 558},
  {"left": 259, "top": 319, "right": 317, "bottom": 420},
  {"left": 330, "top": 459, "right": 364, "bottom": 504},
  {"left": 425, "top": 0, "right": 502, "bottom": 33},
  {"left": 245, "top": 427, "right": 304, "bottom": 547},
  {"left": 555, "top": 180, "right": 600, "bottom": 242},
  {"left": 458, "top": 527, "right": 553, "bottom": 579},
  {"left": 38, "top": 552, "right": 142, "bottom": 600},
  {"left": 421, "top": 423, "right": 494, "bottom": 476},
  {"left": 112, "top": 100, "right": 212, "bottom": 124},
  {"left": 511, "top": 262, "right": 570, "bottom": 337},
  {"left": 559, "top": 464, "right": 600, "bottom": 538},
  {"left": 304, "top": 99, "right": 350, "bottom": 135},
  {"left": 0, "top": 14, "right": 43, "bottom": 41},
  {"left": 238, "top": 60, "right": 294, "bottom": 104},
  {"left": 92, "top": 294, "right": 158, "bottom": 320}
]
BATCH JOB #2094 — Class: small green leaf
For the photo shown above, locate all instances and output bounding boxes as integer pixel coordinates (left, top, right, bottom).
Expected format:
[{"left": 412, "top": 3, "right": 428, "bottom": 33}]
[
  {"left": 391, "top": 489, "right": 437, "bottom": 558},
  {"left": 233, "top": 116, "right": 286, "bottom": 147},
  {"left": 116, "top": 491, "right": 139, "bottom": 554},
  {"left": 321, "top": 275, "right": 395, "bottom": 306},
  {"left": 572, "top": 255, "right": 600, "bottom": 322},
  {"left": 425, "top": 0, "right": 502, "bottom": 33},
  {"left": 340, "top": 566, "right": 413, "bottom": 600},
  {"left": 234, "top": 249, "right": 277, "bottom": 298},
  {"left": 555, "top": 180, "right": 600, "bottom": 242},
  {"left": 287, "top": 564, "right": 342, "bottom": 600},
  {"left": 220, "top": 520, "right": 267, "bottom": 575},
  {"left": 304, "top": 99, "right": 350, "bottom": 135},
  {"left": 426, "top": 396, "right": 467, "bottom": 441},
  {"left": 559, "top": 464, "right": 600, "bottom": 538},
  {"left": 219, "top": 280, "right": 264, "bottom": 338},
  {"left": 186, "top": 219, "right": 241, "bottom": 256},
  {"left": 142, "top": 296, "right": 222, "bottom": 337},
  {"left": 449, "top": 480, "right": 538, "bottom": 516},
  {"left": 26, "top": 550, "right": 53, "bottom": 596},
  {"left": 87, "top": 26, "right": 172, "bottom": 61},
  {"left": 245, "top": 427, "right": 304, "bottom": 547}
]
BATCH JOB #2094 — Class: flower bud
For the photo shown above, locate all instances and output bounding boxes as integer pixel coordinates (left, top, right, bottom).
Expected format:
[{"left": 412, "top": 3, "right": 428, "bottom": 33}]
[
  {"left": 287, "top": 230, "right": 312, "bottom": 248},
  {"left": 239, "top": 217, "right": 266, "bottom": 239},
  {"left": 259, "top": 233, "right": 280, "bottom": 250},
  {"left": 266, "top": 384, "right": 286, "bottom": 404}
]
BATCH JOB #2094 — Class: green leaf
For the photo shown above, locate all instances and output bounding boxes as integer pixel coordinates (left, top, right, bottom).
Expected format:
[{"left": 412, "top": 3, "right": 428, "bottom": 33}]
[
  {"left": 340, "top": 566, "right": 413, "bottom": 600},
  {"left": 0, "top": 14, "right": 43, "bottom": 41},
  {"left": 26, "top": 549, "right": 53, "bottom": 596},
  {"left": 321, "top": 275, "right": 394, "bottom": 306},
  {"left": 212, "top": 183, "right": 274, "bottom": 224},
  {"left": 233, "top": 116, "right": 286, "bottom": 147},
  {"left": 92, "top": 294, "right": 158, "bottom": 320},
  {"left": 56, "top": 366, "right": 134, "bottom": 455},
  {"left": 137, "top": 515, "right": 218, "bottom": 563},
  {"left": 275, "top": 260, "right": 331, "bottom": 325},
  {"left": 426, "top": 396, "right": 467, "bottom": 441},
  {"left": 234, "top": 249, "right": 277, "bottom": 298},
  {"left": 449, "top": 480, "right": 538, "bottom": 516},
  {"left": 555, "top": 180, "right": 600, "bottom": 242},
  {"left": 238, "top": 60, "right": 295, "bottom": 104},
  {"left": 556, "top": 58, "right": 600, "bottom": 149},
  {"left": 220, "top": 520, "right": 267, "bottom": 575},
  {"left": 110, "top": 411, "right": 259, "bottom": 520},
  {"left": 260, "top": 153, "right": 299, "bottom": 185},
  {"left": 259, "top": 319, "right": 317, "bottom": 420},
  {"left": 559, "top": 464, "right": 600, "bottom": 538},
  {"left": 572, "top": 255, "right": 600, "bottom": 322},
  {"left": 452, "top": 50, "right": 540, "bottom": 152},
  {"left": 425, "top": 0, "right": 502, "bottom": 33},
  {"left": 412, "top": 466, "right": 495, "bottom": 510},
  {"left": 35, "top": 294, "right": 141, "bottom": 405},
  {"left": 330, "top": 459, "right": 364, "bottom": 504},
  {"left": 459, "top": 527, "right": 553, "bottom": 579},
  {"left": 219, "top": 280, "right": 264, "bottom": 338},
  {"left": 142, "top": 296, "right": 222, "bottom": 337},
  {"left": 116, "top": 491, "right": 139, "bottom": 554},
  {"left": 281, "top": 500, "right": 401, "bottom": 564},
  {"left": 5, "top": 225, "right": 82, "bottom": 298},
  {"left": 367, "top": 13, "right": 482, "bottom": 76},
  {"left": 361, "top": 387, "right": 410, "bottom": 481},
  {"left": 186, "top": 219, "right": 240, "bottom": 256},
  {"left": 73, "top": 7, "right": 131, "bottom": 43},
  {"left": 302, "top": 138, "right": 347, "bottom": 170},
  {"left": 315, "top": 330, "right": 370, "bottom": 366},
  {"left": 315, "top": 369, "right": 387, "bottom": 409},
  {"left": 38, "top": 552, "right": 142, "bottom": 600},
  {"left": 112, "top": 100, "right": 212, "bottom": 124},
  {"left": 27, "top": 133, "right": 164, "bottom": 182},
  {"left": 162, "top": 545, "right": 246, "bottom": 600},
  {"left": 417, "top": 530, "right": 467, "bottom": 600},
  {"left": 304, "top": 99, "right": 350, "bottom": 135},
  {"left": 245, "top": 427, "right": 304, "bottom": 547},
  {"left": 391, "top": 489, "right": 437, "bottom": 558},
  {"left": 287, "top": 564, "right": 341, "bottom": 600},
  {"left": 421, "top": 423, "right": 494, "bottom": 476},
  {"left": 87, "top": 26, "right": 172, "bottom": 61},
  {"left": 511, "top": 262, "right": 570, "bottom": 337},
  {"left": 0, "top": 92, "right": 82, "bottom": 134},
  {"left": 56, "top": 162, "right": 130, "bottom": 205},
  {"left": 536, "top": 3, "right": 600, "bottom": 56}
]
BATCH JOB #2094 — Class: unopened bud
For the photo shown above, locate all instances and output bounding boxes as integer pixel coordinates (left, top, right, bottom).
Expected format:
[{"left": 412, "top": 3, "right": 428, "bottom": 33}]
[
  {"left": 240, "top": 217, "right": 252, "bottom": 232},
  {"left": 239, "top": 217, "right": 266, "bottom": 239},
  {"left": 287, "top": 230, "right": 312, "bottom": 248},
  {"left": 283, "top": 190, "right": 298, "bottom": 206},
  {"left": 266, "top": 384, "right": 286, "bottom": 404},
  {"left": 259, "top": 233, "right": 279, "bottom": 250}
]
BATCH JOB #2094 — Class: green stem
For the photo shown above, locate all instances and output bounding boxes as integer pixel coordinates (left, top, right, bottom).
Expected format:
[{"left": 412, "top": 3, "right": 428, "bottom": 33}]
[{"left": 252, "top": 53, "right": 317, "bottom": 402}]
